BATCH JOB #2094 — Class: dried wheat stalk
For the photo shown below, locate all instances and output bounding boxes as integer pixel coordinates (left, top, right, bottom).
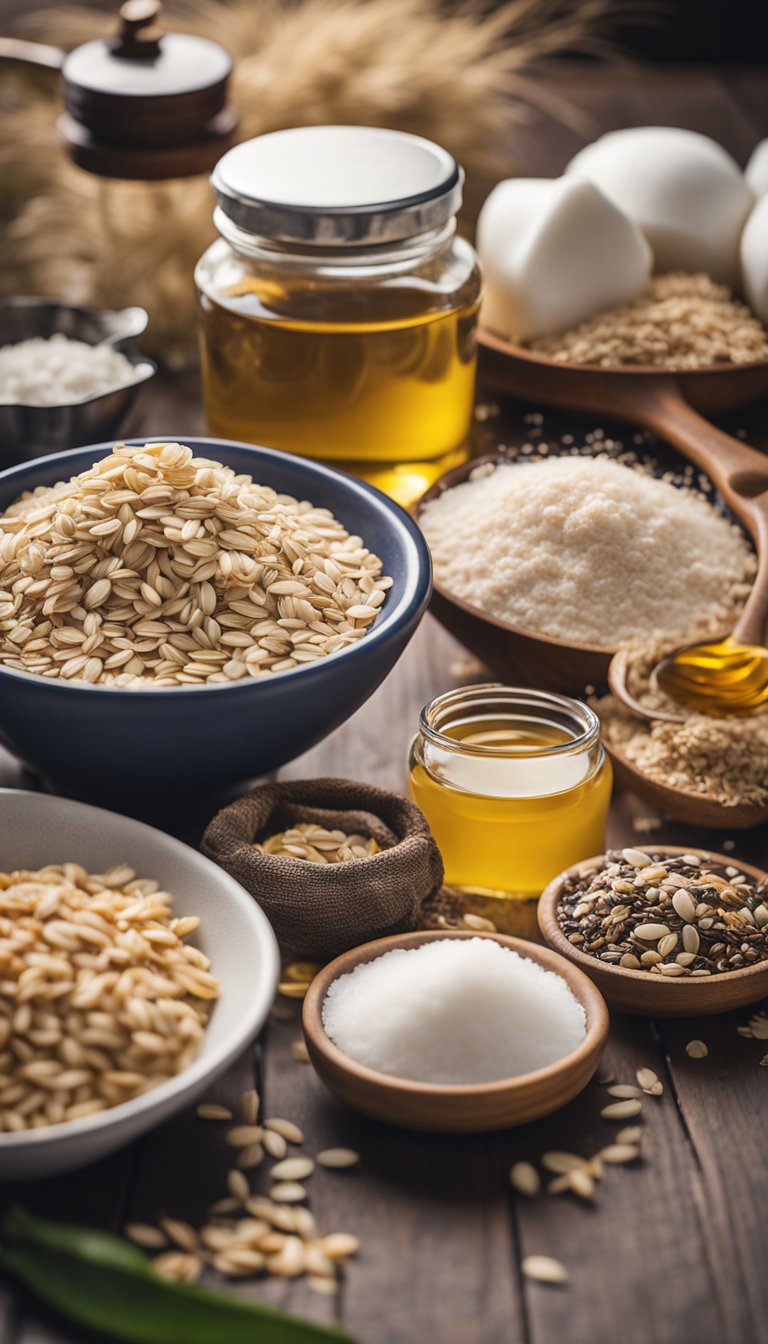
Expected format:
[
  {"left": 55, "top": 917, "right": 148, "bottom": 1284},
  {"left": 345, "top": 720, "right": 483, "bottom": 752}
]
[{"left": 0, "top": 0, "right": 613, "bottom": 363}]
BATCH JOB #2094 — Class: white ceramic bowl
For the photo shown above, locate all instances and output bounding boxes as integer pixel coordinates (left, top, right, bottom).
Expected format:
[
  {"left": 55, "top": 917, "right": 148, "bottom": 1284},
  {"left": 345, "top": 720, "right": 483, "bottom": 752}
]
[{"left": 0, "top": 789, "right": 280, "bottom": 1179}]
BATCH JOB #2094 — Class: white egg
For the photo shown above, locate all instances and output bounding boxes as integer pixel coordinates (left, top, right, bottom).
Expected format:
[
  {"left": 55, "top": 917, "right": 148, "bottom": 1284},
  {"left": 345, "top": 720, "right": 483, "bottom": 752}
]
[
  {"left": 746, "top": 139, "right": 768, "bottom": 197},
  {"left": 741, "top": 194, "right": 768, "bottom": 326},
  {"left": 476, "top": 176, "right": 651, "bottom": 344},
  {"left": 566, "top": 127, "right": 754, "bottom": 285}
]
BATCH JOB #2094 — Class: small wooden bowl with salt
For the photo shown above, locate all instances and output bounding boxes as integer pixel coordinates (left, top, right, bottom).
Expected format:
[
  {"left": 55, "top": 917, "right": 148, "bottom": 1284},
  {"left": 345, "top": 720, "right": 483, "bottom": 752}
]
[{"left": 302, "top": 930, "right": 609, "bottom": 1133}]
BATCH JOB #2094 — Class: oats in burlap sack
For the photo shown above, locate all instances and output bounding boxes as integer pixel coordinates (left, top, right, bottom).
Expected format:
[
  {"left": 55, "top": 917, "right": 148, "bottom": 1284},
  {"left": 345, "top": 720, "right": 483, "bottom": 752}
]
[{"left": 202, "top": 779, "right": 445, "bottom": 960}]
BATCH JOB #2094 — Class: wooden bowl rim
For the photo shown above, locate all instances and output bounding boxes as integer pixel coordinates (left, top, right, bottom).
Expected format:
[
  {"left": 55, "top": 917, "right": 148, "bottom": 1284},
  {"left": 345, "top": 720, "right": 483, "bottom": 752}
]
[
  {"left": 605, "top": 742, "right": 768, "bottom": 829},
  {"left": 302, "top": 929, "right": 609, "bottom": 1098},
  {"left": 413, "top": 452, "right": 617, "bottom": 659},
  {"left": 538, "top": 845, "right": 768, "bottom": 991},
  {"left": 478, "top": 326, "right": 768, "bottom": 382}
]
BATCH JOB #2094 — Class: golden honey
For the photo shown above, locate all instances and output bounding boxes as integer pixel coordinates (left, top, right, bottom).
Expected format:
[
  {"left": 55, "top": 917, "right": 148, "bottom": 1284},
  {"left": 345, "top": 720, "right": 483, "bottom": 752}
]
[
  {"left": 656, "top": 636, "right": 768, "bottom": 715},
  {"left": 409, "top": 686, "right": 612, "bottom": 900},
  {"left": 197, "top": 127, "right": 481, "bottom": 507},
  {"left": 197, "top": 244, "right": 479, "bottom": 506}
]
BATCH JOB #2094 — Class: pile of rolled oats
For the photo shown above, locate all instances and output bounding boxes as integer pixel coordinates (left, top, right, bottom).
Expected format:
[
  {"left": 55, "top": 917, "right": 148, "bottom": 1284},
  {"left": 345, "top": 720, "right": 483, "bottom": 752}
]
[{"left": 0, "top": 441, "right": 390, "bottom": 687}]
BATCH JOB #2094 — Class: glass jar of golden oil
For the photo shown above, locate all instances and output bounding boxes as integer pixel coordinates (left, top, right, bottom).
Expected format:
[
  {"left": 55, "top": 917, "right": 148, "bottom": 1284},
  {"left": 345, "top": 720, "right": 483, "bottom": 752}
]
[
  {"left": 409, "top": 685, "right": 612, "bottom": 901},
  {"left": 195, "top": 126, "right": 481, "bottom": 507}
]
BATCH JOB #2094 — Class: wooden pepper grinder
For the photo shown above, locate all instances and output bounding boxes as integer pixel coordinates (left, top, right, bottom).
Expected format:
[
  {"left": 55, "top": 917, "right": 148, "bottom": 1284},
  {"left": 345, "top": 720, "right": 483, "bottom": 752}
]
[{"left": 1, "top": 0, "right": 239, "bottom": 179}]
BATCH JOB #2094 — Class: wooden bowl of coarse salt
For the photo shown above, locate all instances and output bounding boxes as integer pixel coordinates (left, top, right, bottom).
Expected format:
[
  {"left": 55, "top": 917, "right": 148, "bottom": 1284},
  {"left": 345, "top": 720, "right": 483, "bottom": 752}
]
[
  {"left": 413, "top": 448, "right": 756, "bottom": 696},
  {"left": 302, "top": 930, "right": 609, "bottom": 1133},
  {"left": 538, "top": 846, "right": 768, "bottom": 1016}
]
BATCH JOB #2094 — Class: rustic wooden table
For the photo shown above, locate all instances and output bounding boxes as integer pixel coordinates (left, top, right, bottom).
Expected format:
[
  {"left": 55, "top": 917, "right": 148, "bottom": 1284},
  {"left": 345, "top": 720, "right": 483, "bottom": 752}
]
[{"left": 2, "top": 60, "right": 768, "bottom": 1344}]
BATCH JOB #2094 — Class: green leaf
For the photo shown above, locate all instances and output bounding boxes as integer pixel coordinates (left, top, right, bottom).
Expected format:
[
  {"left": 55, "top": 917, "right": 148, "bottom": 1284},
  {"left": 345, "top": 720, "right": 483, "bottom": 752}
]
[{"left": 1, "top": 1206, "right": 354, "bottom": 1344}]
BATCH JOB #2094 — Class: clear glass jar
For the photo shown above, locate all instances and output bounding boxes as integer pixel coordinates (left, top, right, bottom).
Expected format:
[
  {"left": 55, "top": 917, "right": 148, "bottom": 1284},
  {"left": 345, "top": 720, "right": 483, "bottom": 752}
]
[
  {"left": 195, "top": 126, "right": 481, "bottom": 506},
  {"left": 408, "top": 685, "right": 612, "bottom": 901}
]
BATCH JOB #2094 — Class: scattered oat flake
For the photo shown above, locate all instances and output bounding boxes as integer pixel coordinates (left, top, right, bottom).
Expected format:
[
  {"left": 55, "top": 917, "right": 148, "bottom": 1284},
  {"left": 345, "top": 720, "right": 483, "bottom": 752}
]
[
  {"left": 686, "top": 1040, "right": 708, "bottom": 1059},
  {"left": 547, "top": 1175, "right": 571, "bottom": 1195},
  {"left": 263, "top": 1130, "right": 288, "bottom": 1159},
  {"left": 151, "top": 1251, "right": 202, "bottom": 1284},
  {"left": 317, "top": 1148, "right": 360, "bottom": 1169},
  {"left": 320, "top": 1233, "right": 360, "bottom": 1260},
  {"left": 271, "top": 1181, "right": 308, "bottom": 1203},
  {"left": 567, "top": 1168, "right": 595, "bottom": 1200},
  {"left": 599, "top": 1144, "right": 641, "bottom": 1164},
  {"left": 615, "top": 1126, "right": 643, "bottom": 1144},
  {"left": 239, "top": 1088, "right": 260, "bottom": 1124},
  {"left": 266, "top": 1117, "right": 303, "bottom": 1144},
  {"left": 635, "top": 1067, "right": 660, "bottom": 1092},
  {"left": 633, "top": 816, "right": 663, "bottom": 834},
  {"left": 197, "top": 1103, "right": 233, "bottom": 1121},
  {"left": 125, "top": 1223, "right": 167, "bottom": 1249},
  {"left": 462, "top": 913, "right": 497, "bottom": 932},
  {"left": 601, "top": 1099, "right": 642, "bottom": 1120},
  {"left": 541, "top": 1151, "right": 586, "bottom": 1174},
  {"left": 748, "top": 1013, "right": 768, "bottom": 1040},
  {"left": 236, "top": 1142, "right": 264, "bottom": 1170},
  {"left": 271, "top": 1157, "right": 315, "bottom": 1181},
  {"left": 226, "top": 1125, "right": 264, "bottom": 1148},
  {"left": 159, "top": 1218, "right": 199, "bottom": 1253},
  {"left": 227, "top": 1169, "right": 250, "bottom": 1202},
  {"left": 291, "top": 1039, "right": 310, "bottom": 1063},
  {"left": 449, "top": 652, "right": 487, "bottom": 678},
  {"left": 309, "top": 1275, "right": 339, "bottom": 1295},
  {"left": 521, "top": 1255, "right": 568, "bottom": 1285},
  {"left": 510, "top": 1161, "right": 540, "bottom": 1197}
]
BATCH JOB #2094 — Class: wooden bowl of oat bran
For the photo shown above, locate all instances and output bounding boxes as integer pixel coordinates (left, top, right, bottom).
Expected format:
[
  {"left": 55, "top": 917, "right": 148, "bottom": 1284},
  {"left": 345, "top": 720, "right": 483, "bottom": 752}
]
[{"left": 539, "top": 846, "right": 768, "bottom": 1016}]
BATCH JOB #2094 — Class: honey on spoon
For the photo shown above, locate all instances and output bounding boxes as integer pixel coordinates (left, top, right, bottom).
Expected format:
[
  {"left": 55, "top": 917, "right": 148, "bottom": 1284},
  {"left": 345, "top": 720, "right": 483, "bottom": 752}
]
[
  {"left": 609, "top": 573, "right": 768, "bottom": 723},
  {"left": 653, "top": 636, "right": 768, "bottom": 715}
]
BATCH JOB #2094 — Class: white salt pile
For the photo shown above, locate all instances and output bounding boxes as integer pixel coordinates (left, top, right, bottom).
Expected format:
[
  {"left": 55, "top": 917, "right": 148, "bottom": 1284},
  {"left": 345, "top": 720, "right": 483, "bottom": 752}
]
[
  {"left": 321, "top": 938, "right": 586, "bottom": 1085},
  {"left": 419, "top": 456, "right": 755, "bottom": 647},
  {"left": 0, "top": 334, "right": 140, "bottom": 406}
]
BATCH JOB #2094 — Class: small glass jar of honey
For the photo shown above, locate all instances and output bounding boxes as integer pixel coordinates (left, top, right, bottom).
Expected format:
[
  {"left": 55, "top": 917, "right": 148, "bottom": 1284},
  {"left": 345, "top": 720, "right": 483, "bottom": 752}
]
[
  {"left": 408, "top": 684, "right": 612, "bottom": 901},
  {"left": 195, "top": 125, "right": 481, "bottom": 506}
]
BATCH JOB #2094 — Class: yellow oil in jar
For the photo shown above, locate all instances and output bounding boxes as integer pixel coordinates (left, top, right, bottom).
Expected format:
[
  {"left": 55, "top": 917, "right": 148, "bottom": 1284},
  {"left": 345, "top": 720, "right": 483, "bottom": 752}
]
[
  {"left": 409, "top": 718, "right": 612, "bottom": 900},
  {"left": 656, "top": 636, "right": 768, "bottom": 715},
  {"left": 197, "top": 264, "right": 478, "bottom": 507}
]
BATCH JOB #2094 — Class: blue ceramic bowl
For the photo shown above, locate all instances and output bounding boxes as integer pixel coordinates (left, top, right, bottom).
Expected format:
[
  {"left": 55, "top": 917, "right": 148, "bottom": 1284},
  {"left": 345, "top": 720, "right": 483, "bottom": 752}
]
[{"left": 0, "top": 439, "right": 431, "bottom": 804}]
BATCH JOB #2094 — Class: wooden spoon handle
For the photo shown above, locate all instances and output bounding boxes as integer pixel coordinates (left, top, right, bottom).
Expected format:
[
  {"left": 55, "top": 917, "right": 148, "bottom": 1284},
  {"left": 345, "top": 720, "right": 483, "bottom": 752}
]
[
  {"left": 628, "top": 380, "right": 768, "bottom": 525},
  {"left": 733, "top": 541, "right": 768, "bottom": 646},
  {"left": 632, "top": 382, "right": 768, "bottom": 648}
]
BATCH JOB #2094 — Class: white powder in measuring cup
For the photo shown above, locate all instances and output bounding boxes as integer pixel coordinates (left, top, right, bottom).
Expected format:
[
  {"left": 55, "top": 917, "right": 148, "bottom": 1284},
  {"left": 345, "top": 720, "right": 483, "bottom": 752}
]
[
  {"left": 322, "top": 938, "right": 587, "bottom": 1084},
  {"left": 0, "top": 334, "right": 140, "bottom": 405}
]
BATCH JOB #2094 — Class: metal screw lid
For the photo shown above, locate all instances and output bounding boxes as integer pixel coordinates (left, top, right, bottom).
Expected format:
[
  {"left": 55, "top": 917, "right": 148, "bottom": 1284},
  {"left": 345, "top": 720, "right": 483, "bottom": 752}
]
[{"left": 211, "top": 125, "right": 464, "bottom": 246}]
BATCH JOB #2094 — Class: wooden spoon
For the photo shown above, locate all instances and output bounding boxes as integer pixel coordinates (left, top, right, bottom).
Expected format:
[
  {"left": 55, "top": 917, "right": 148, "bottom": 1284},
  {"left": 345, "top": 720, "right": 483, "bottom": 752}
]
[{"left": 478, "top": 333, "right": 768, "bottom": 828}]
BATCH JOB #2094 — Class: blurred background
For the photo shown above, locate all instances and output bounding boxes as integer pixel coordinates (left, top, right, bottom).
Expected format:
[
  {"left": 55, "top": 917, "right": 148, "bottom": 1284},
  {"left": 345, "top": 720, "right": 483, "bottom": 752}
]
[
  {"left": 1, "top": 0, "right": 767, "bottom": 60},
  {"left": 0, "top": 0, "right": 765, "bottom": 371}
]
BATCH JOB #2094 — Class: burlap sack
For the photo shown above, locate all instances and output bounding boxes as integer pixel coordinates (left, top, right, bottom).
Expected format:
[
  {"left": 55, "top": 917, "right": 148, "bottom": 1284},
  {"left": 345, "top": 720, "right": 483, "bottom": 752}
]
[{"left": 201, "top": 778, "right": 445, "bottom": 960}]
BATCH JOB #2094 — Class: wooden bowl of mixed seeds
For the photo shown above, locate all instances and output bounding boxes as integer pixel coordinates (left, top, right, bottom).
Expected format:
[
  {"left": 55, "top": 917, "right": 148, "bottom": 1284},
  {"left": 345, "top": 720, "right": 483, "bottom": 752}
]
[{"left": 538, "top": 846, "right": 768, "bottom": 1016}]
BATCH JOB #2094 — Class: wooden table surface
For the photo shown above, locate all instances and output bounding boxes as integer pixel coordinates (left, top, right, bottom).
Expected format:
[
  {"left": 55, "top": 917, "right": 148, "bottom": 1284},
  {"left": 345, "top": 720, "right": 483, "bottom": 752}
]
[{"left": 2, "top": 60, "right": 768, "bottom": 1344}]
